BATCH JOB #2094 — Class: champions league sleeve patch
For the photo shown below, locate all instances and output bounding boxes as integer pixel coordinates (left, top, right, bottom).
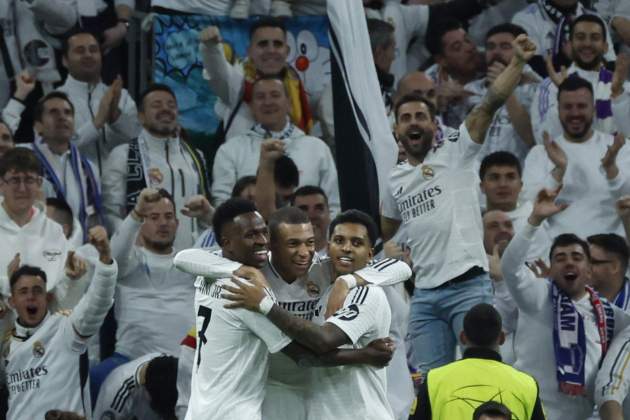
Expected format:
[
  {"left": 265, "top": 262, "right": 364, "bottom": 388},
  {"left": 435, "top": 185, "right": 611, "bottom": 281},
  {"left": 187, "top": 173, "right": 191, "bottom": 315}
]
[{"left": 334, "top": 304, "right": 360, "bottom": 321}]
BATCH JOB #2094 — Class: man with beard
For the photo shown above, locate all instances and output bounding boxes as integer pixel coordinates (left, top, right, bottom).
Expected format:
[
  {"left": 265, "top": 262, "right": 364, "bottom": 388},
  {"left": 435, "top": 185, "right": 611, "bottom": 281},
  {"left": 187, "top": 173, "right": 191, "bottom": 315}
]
[
  {"left": 173, "top": 200, "right": 399, "bottom": 420},
  {"left": 500, "top": 187, "right": 630, "bottom": 420},
  {"left": 102, "top": 84, "right": 210, "bottom": 251},
  {"left": 531, "top": 14, "right": 630, "bottom": 144},
  {"left": 292, "top": 186, "right": 331, "bottom": 258},
  {"left": 216, "top": 209, "right": 411, "bottom": 420},
  {"left": 522, "top": 76, "right": 630, "bottom": 240},
  {"left": 464, "top": 23, "right": 538, "bottom": 163},
  {"left": 198, "top": 17, "right": 313, "bottom": 139},
  {"left": 380, "top": 34, "right": 536, "bottom": 381},
  {"left": 512, "top": 0, "right": 616, "bottom": 77},
  {"left": 89, "top": 188, "right": 199, "bottom": 400}
]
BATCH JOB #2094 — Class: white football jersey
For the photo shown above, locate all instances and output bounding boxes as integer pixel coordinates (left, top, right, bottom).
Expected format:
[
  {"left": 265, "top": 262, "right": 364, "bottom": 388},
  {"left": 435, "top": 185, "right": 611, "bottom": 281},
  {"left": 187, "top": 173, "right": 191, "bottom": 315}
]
[
  {"left": 92, "top": 352, "right": 161, "bottom": 420},
  {"left": 5, "top": 313, "right": 90, "bottom": 419},
  {"left": 382, "top": 122, "right": 488, "bottom": 289},
  {"left": 307, "top": 285, "right": 394, "bottom": 420},
  {"left": 185, "top": 277, "right": 291, "bottom": 420}
]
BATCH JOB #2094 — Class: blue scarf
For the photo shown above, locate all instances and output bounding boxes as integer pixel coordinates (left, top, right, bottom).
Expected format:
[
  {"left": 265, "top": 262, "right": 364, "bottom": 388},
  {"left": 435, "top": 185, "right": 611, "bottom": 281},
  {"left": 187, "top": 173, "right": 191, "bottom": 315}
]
[
  {"left": 551, "top": 283, "right": 614, "bottom": 395},
  {"left": 32, "top": 141, "right": 103, "bottom": 242}
]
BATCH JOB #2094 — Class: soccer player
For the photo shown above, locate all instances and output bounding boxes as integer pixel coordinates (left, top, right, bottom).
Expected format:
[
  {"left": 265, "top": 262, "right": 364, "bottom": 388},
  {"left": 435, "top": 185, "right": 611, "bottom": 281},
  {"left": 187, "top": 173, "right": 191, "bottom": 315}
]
[
  {"left": 173, "top": 199, "right": 395, "bottom": 420},
  {"left": 5, "top": 226, "right": 117, "bottom": 419},
  {"left": 92, "top": 353, "right": 178, "bottom": 420},
  {"left": 221, "top": 209, "right": 408, "bottom": 420},
  {"left": 175, "top": 206, "right": 410, "bottom": 420}
]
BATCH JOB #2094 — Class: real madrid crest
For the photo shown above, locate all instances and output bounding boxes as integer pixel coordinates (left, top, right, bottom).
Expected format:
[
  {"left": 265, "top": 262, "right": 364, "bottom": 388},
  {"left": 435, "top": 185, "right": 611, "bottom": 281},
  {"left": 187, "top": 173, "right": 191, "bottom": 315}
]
[
  {"left": 421, "top": 164, "right": 434, "bottom": 180},
  {"left": 32, "top": 341, "right": 45, "bottom": 358},
  {"left": 306, "top": 281, "right": 321, "bottom": 298}
]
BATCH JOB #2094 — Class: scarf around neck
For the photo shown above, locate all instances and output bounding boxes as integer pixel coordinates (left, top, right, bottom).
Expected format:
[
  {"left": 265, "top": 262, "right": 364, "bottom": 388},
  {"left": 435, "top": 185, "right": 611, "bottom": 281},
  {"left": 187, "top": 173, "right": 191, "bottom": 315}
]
[{"left": 551, "top": 282, "right": 614, "bottom": 395}]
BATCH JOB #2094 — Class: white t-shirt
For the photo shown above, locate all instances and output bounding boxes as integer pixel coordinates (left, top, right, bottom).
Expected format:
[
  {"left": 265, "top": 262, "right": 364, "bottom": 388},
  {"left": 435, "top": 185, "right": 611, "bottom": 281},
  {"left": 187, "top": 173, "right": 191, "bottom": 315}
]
[
  {"left": 307, "top": 285, "right": 394, "bottom": 420},
  {"left": 6, "top": 314, "right": 90, "bottom": 419},
  {"left": 92, "top": 352, "right": 161, "bottom": 420},
  {"left": 185, "top": 277, "right": 292, "bottom": 420},
  {"left": 382, "top": 122, "right": 488, "bottom": 289},
  {"left": 522, "top": 130, "right": 630, "bottom": 240}
]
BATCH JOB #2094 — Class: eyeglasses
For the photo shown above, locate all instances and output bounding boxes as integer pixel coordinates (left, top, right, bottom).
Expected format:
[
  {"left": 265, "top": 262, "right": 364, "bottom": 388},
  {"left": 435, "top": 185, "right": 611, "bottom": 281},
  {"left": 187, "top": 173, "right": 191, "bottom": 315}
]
[{"left": 2, "top": 176, "right": 42, "bottom": 186}]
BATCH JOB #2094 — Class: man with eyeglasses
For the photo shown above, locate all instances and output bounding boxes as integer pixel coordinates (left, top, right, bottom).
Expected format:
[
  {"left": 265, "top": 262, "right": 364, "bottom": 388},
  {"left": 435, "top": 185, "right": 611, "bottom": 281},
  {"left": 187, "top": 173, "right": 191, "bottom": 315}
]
[{"left": 0, "top": 148, "right": 78, "bottom": 300}]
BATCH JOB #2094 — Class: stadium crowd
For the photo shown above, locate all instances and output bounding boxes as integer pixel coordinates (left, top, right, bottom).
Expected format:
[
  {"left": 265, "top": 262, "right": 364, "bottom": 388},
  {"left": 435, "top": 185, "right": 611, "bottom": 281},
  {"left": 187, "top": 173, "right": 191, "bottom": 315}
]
[{"left": 2, "top": 0, "right": 630, "bottom": 419}]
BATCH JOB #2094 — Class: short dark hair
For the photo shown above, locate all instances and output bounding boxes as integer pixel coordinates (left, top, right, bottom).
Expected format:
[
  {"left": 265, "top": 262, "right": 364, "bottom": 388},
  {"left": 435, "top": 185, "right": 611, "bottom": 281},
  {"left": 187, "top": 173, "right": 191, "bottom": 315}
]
[
  {"left": 394, "top": 93, "right": 437, "bottom": 123},
  {"left": 550, "top": 233, "right": 591, "bottom": 262},
  {"left": 0, "top": 148, "right": 43, "bottom": 178},
  {"left": 425, "top": 17, "right": 464, "bottom": 56},
  {"left": 34, "top": 91, "right": 75, "bottom": 122},
  {"left": 570, "top": 14, "right": 607, "bottom": 40},
  {"left": 328, "top": 209, "right": 378, "bottom": 247},
  {"left": 145, "top": 355, "right": 179, "bottom": 420},
  {"left": 46, "top": 197, "right": 74, "bottom": 231},
  {"left": 479, "top": 151, "right": 522, "bottom": 180},
  {"left": 249, "top": 16, "right": 287, "bottom": 40},
  {"left": 485, "top": 23, "right": 527, "bottom": 42},
  {"left": 274, "top": 155, "right": 299, "bottom": 189},
  {"left": 251, "top": 74, "right": 288, "bottom": 97},
  {"left": 232, "top": 175, "right": 257, "bottom": 199},
  {"left": 268, "top": 206, "right": 311, "bottom": 242},
  {"left": 587, "top": 233, "right": 629, "bottom": 273},
  {"left": 10, "top": 265, "right": 47, "bottom": 291},
  {"left": 473, "top": 401, "right": 512, "bottom": 420},
  {"left": 367, "top": 18, "right": 395, "bottom": 53},
  {"left": 61, "top": 30, "right": 100, "bottom": 57},
  {"left": 212, "top": 198, "right": 259, "bottom": 241},
  {"left": 463, "top": 304, "right": 502, "bottom": 347},
  {"left": 557, "top": 76, "right": 594, "bottom": 101},
  {"left": 139, "top": 84, "right": 177, "bottom": 111},
  {"left": 291, "top": 185, "right": 329, "bottom": 206},
  {"left": 153, "top": 188, "right": 177, "bottom": 214}
]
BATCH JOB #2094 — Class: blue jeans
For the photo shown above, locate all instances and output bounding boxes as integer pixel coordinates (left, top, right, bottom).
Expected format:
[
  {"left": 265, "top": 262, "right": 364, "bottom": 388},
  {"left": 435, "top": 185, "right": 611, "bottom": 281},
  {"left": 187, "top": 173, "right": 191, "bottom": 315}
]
[
  {"left": 90, "top": 352, "right": 130, "bottom": 405},
  {"left": 407, "top": 272, "right": 493, "bottom": 382}
]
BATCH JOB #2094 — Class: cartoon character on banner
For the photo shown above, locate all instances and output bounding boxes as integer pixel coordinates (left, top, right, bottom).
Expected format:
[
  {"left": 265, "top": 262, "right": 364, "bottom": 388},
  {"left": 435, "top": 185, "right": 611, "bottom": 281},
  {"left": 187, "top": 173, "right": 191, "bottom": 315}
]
[{"left": 286, "top": 29, "right": 331, "bottom": 106}]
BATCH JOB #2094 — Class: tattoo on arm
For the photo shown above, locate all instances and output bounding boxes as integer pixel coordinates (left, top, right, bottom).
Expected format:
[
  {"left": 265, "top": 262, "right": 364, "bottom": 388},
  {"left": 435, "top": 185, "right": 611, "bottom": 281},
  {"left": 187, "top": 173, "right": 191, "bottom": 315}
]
[
  {"left": 466, "top": 60, "right": 525, "bottom": 143},
  {"left": 268, "top": 305, "right": 348, "bottom": 354}
]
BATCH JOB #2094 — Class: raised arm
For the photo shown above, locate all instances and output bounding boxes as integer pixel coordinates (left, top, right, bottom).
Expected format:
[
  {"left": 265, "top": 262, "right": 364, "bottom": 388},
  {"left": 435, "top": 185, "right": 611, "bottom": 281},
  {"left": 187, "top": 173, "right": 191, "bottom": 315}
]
[
  {"left": 501, "top": 187, "right": 566, "bottom": 312},
  {"left": 465, "top": 34, "right": 536, "bottom": 143},
  {"left": 254, "top": 139, "right": 284, "bottom": 221},
  {"left": 69, "top": 227, "right": 117, "bottom": 339}
]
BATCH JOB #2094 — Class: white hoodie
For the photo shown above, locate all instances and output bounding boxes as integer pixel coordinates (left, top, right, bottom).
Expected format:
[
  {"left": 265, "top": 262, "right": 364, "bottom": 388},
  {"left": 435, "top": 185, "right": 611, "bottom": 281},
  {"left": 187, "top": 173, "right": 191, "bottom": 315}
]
[
  {"left": 0, "top": 199, "right": 69, "bottom": 298},
  {"left": 211, "top": 122, "right": 340, "bottom": 214}
]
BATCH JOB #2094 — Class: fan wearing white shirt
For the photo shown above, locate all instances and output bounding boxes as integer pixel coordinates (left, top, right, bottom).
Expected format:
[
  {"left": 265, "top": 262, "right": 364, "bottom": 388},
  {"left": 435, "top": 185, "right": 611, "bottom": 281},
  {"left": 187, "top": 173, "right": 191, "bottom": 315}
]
[
  {"left": 4, "top": 226, "right": 117, "bottom": 420},
  {"left": 222, "top": 209, "right": 405, "bottom": 420},
  {"left": 500, "top": 187, "right": 630, "bottom": 420},
  {"left": 530, "top": 14, "right": 630, "bottom": 144},
  {"left": 381, "top": 34, "right": 537, "bottom": 380},
  {"left": 523, "top": 76, "right": 630, "bottom": 240},
  {"left": 176, "top": 199, "right": 394, "bottom": 420}
]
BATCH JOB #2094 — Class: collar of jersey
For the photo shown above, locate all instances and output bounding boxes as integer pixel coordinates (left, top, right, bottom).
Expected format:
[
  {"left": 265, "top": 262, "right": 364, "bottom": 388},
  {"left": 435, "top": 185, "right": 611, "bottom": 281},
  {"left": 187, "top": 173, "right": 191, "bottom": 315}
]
[{"left": 13, "top": 312, "right": 49, "bottom": 341}]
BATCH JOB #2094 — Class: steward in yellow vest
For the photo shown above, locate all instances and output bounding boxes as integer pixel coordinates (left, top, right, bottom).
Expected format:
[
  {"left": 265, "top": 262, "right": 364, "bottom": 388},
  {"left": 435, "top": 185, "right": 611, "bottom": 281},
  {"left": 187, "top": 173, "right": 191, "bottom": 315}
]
[{"left": 412, "top": 303, "right": 546, "bottom": 420}]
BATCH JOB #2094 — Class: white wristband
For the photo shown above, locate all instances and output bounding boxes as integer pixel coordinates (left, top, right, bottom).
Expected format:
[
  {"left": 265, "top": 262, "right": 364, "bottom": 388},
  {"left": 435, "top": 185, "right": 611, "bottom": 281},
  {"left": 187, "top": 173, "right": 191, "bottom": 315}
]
[
  {"left": 259, "top": 295, "right": 274, "bottom": 315},
  {"left": 339, "top": 274, "right": 357, "bottom": 289}
]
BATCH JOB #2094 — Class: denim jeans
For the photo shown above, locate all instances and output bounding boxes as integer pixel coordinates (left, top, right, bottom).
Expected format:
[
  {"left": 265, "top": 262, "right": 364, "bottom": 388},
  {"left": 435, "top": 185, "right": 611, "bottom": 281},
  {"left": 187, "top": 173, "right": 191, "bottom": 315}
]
[{"left": 407, "top": 272, "right": 493, "bottom": 382}]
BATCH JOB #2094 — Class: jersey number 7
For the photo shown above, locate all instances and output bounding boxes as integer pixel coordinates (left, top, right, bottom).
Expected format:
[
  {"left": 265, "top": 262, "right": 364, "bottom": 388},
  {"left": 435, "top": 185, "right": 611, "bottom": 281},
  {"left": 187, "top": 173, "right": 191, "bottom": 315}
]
[{"left": 196, "top": 305, "right": 212, "bottom": 370}]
